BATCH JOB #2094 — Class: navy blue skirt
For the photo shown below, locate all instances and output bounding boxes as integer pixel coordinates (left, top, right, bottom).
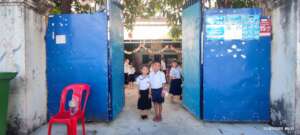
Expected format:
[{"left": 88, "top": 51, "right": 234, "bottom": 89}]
[
  {"left": 137, "top": 90, "right": 152, "bottom": 110},
  {"left": 151, "top": 88, "right": 164, "bottom": 103},
  {"left": 128, "top": 74, "right": 135, "bottom": 82},
  {"left": 169, "top": 79, "right": 182, "bottom": 95},
  {"left": 124, "top": 73, "right": 128, "bottom": 84}
]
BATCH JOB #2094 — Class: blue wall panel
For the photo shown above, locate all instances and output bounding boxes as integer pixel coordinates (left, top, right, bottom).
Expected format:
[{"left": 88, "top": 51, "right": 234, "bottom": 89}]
[
  {"left": 182, "top": 1, "right": 202, "bottom": 119},
  {"left": 109, "top": 1, "right": 125, "bottom": 120},
  {"left": 203, "top": 9, "right": 270, "bottom": 121},
  {"left": 46, "top": 13, "right": 110, "bottom": 121}
]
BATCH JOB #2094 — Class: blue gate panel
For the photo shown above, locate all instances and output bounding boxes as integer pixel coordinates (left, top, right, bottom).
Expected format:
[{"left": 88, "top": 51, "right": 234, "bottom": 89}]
[
  {"left": 182, "top": 1, "right": 202, "bottom": 119},
  {"left": 109, "top": 1, "right": 125, "bottom": 120},
  {"left": 258, "top": 16, "right": 271, "bottom": 121},
  {"left": 46, "top": 13, "right": 110, "bottom": 121},
  {"left": 203, "top": 9, "right": 270, "bottom": 121}
]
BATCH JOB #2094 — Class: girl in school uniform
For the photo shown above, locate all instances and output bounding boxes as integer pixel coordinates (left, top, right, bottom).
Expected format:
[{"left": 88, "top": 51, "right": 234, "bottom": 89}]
[
  {"left": 169, "top": 61, "right": 182, "bottom": 103},
  {"left": 124, "top": 59, "right": 130, "bottom": 85},
  {"left": 135, "top": 65, "right": 152, "bottom": 119},
  {"left": 128, "top": 64, "right": 136, "bottom": 88}
]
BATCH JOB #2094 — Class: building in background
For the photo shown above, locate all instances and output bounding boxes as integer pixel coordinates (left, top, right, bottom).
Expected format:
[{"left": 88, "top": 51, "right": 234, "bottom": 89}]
[{"left": 124, "top": 17, "right": 182, "bottom": 70}]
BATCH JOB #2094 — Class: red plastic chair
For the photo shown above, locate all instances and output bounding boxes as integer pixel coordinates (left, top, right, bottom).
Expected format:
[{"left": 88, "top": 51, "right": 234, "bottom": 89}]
[{"left": 48, "top": 84, "right": 91, "bottom": 135}]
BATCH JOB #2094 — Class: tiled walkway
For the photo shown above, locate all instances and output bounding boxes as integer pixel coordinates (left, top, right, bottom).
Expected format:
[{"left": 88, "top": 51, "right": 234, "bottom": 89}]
[{"left": 32, "top": 87, "right": 284, "bottom": 135}]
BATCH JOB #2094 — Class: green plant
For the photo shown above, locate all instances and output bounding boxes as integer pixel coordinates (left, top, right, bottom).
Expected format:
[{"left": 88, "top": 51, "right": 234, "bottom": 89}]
[{"left": 49, "top": 0, "right": 263, "bottom": 40}]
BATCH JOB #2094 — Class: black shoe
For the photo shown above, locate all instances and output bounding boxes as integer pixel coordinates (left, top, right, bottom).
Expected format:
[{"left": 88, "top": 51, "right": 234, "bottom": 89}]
[{"left": 141, "top": 115, "right": 148, "bottom": 120}]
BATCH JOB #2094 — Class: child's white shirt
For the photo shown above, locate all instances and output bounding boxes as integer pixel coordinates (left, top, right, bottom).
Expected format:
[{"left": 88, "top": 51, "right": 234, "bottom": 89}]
[
  {"left": 124, "top": 63, "right": 130, "bottom": 73},
  {"left": 170, "top": 67, "right": 181, "bottom": 79},
  {"left": 128, "top": 67, "right": 135, "bottom": 75},
  {"left": 135, "top": 75, "right": 150, "bottom": 90},
  {"left": 149, "top": 71, "right": 166, "bottom": 89}
]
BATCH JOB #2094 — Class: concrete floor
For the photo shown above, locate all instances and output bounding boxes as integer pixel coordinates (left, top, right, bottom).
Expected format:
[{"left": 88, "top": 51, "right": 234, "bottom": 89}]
[{"left": 32, "top": 87, "right": 285, "bottom": 135}]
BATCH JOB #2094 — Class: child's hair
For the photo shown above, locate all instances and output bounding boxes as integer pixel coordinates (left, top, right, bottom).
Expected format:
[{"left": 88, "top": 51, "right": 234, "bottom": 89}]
[
  {"left": 153, "top": 61, "right": 160, "bottom": 65},
  {"left": 172, "top": 60, "right": 178, "bottom": 64},
  {"left": 140, "top": 65, "right": 149, "bottom": 70},
  {"left": 171, "top": 60, "right": 178, "bottom": 67}
]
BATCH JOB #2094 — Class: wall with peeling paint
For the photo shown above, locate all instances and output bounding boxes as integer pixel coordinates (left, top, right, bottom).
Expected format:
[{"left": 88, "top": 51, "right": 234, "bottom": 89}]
[
  {"left": 295, "top": 0, "right": 300, "bottom": 134},
  {"left": 0, "top": 1, "right": 47, "bottom": 135},
  {"left": 271, "top": 0, "right": 299, "bottom": 134}
]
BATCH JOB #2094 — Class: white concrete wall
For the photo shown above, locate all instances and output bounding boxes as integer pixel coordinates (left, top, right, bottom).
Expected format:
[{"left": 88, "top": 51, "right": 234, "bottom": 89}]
[
  {"left": 271, "top": 0, "right": 299, "bottom": 134},
  {"left": 23, "top": 5, "right": 47, "bottom": 133},
  {"left": 296, "top": 0, "right": 300, "bottom": 134},
  {"left": 0, "top": 1, "right": 47, "bottom": 134}
]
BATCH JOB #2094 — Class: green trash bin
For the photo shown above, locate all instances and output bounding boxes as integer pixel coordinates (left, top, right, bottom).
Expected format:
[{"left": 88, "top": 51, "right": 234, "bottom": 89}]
[{"left": 0, "top": 72, "right": 17, "bottom": 135}]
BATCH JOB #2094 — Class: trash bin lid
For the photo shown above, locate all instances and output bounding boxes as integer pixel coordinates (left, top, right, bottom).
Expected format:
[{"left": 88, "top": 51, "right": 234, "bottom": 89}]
[{"left": 0, "top": 72, "right": 17, "bottom": 80}]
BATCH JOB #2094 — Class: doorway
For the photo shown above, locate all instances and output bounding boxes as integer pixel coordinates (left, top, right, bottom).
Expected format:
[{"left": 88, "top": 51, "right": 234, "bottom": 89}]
[{"left": 122, "top": 16, "right": 187, "bottom": 121}]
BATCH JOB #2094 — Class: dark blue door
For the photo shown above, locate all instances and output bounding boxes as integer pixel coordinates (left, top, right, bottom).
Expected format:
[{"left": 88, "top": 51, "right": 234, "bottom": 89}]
[
  {"left": 203, "top": 9, "right": 270, "bottom": 121},
  {"left": 46, "top": 13, "right": 110, "bottom": 120},
  {"left": 182, "top": 1, "right": 202, "bottom": 119},
  {"left": 109, "top": 2, "right": 125, "bottom": 120}
]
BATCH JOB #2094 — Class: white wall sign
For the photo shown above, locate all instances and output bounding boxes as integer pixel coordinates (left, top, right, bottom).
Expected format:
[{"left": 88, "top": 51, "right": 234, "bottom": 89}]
[{"left": 55, "top": 35, "right": 66, "bottom": 44}]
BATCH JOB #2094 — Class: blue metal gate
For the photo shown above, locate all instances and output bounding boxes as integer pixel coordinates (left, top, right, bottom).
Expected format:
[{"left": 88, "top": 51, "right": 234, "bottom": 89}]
[
  {"left": 46, "top": 11, "right": 124, "bottom": 121},
  {"left": 109, "top": 1, "right": 125, "bottom": 119},
  {"left": 203, "top": 8, "right": 270, "bottom": 121},
  {"left": 182, "top": 0, "right": 202, "bottom": 119}
]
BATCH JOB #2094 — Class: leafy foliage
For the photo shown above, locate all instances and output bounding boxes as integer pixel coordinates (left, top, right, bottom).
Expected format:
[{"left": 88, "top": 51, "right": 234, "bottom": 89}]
[
  {"left": 49, "top": 0, "right": 106, "bottom": 14},
  {"left": 216, "top": 0, "right": 259, "bottom": 8},
  {"left": 122, "top": 0, "right": 185, "bottom": 40},
  {"left": 122, "top": 0, "right": 145, "bottom": 30},
  {"left": 49, "top": 0, "right": 263, "bottom": 40}
]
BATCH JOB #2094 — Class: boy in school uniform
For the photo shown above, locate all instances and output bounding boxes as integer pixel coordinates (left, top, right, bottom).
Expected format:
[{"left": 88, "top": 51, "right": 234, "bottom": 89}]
[{"left": 149, "top": 62, "right": 167, "bottom": 122}]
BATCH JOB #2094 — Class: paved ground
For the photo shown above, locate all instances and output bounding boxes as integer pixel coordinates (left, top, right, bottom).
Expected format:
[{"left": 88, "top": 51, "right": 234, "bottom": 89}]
[{"left": 32, "top": 87, "right": 285, "bottom": 135}]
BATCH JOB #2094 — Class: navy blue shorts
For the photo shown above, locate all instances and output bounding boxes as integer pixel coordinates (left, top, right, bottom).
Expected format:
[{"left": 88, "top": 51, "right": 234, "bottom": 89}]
[{"left": 151, "top": 88, "right": 164, "bottom": 104}]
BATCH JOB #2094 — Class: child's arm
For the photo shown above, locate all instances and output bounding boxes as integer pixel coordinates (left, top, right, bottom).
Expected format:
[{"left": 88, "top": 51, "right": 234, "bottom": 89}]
[
  {"left": 161, "top": 83, "right": 168, "bottom": 97},
  {"left": 135, "top": 76, "right": 139, "bottom": 85},
  {"left": 149, "top": 82, "right": 152, "bottom": 98},
  {"left": 135, "top": 78, "right": 141, "bottom": 98},
  {"left": 162, "top": 73, "right": 167, "bottom": 90},
  {"left": 163, "top": 83, "right": 167, "bottom": 91}
]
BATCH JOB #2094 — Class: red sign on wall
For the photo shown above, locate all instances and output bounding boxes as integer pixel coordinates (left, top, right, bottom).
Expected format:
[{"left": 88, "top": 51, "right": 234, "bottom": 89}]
[{"left": 260, "top": 18, "right": 272, "bottom": 36}]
